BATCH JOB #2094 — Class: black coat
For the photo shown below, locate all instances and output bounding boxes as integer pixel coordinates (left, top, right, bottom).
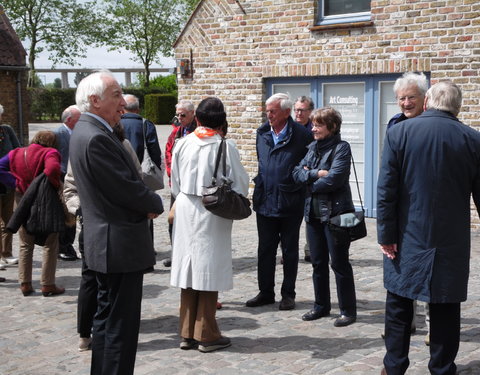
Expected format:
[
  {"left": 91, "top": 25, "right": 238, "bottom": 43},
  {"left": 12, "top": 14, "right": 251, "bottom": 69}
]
[
  {"left": 253, "top": 117, "right": 312, "bottom": 217},
  {"left": 7, "top": 173, "right": 65, "bottom": 246},
  {"left": 377, "top": 109, "right": 480, "bottom": 303},
  {"left": 292, "top": 136, "right": 354, "bottom": 223}
]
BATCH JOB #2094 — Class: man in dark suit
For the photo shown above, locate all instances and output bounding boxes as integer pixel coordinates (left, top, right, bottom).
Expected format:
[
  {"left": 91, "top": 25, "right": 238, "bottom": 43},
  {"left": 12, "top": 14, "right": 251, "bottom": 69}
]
[
  {"left": 69, "top": 71, "right": 164, "bottom": 375},
  {"left": 377, "top": 81, "right": 480, "bottom": 375},
  {"left": 246, "top": 93, "right": 312, "bottom": 311},
  {"left": 55, "top": 105, "right": 81, "bottom": 261}
]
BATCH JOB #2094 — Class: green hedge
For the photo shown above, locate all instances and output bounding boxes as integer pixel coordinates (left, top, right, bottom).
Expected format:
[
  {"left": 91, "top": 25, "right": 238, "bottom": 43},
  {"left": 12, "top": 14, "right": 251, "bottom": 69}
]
[
  {"left": 28, "top": 87, "right": 171, "bottom": 122},
  {"left": 144, "top": 94, "right": 178, "bottom": 124}
]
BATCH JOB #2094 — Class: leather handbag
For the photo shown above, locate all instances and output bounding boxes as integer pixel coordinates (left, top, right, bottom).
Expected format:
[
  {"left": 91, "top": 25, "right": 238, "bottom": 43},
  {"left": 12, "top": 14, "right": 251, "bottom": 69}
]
[
  {"left": 141, "top": 119, "right": 164, "bottom": 190},
  {"left": 202, "top": 139, "right": 252, "bottom": 220},
  {"left": 328, "top": 153, "right": 367, "bottom": 242}
]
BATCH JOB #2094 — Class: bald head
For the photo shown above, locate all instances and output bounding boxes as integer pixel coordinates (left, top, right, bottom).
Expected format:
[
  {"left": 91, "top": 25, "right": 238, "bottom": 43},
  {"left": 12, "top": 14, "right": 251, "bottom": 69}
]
[{"left": 123, "top": 94, "right": 140, "bottom": 114}]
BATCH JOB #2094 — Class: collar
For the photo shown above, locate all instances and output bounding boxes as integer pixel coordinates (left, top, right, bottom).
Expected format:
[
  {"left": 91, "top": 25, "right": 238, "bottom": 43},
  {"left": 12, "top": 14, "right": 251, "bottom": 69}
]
[
  {"left": 62, "top": 123, "right": 73, "bottom": 135},
  {"left": 85, "top": 112, "right": 113, "bottom": 132}
]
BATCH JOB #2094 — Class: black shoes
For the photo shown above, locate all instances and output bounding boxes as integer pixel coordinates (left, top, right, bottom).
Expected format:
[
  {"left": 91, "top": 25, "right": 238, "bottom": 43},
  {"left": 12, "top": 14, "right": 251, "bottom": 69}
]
[
  {"left": 58, "top": 245, "right": 78, "bottom": 261},
  {"left": 198, "top": 336, "right": 231, "bottom": 353},
  {"left": 333, "top": 315, "right": 356, "bottom": 327},
  {"left": 302, "top": 309, "right": 330, "bottom": 321},
  {"left": 246, "top": 293, "right": 275, "bottom": 307},
  {"left": 279, "top": 297, "right": 295, "bottom": 310},
  {"left": 163, "top": 258, "right": 172, "bottom": 267}
]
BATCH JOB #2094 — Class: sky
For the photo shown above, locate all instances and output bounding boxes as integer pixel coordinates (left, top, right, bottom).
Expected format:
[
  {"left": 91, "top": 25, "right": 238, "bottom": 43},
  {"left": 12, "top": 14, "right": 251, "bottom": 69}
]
[{"left": 34, "top": 46, "right": 176, "bottom": 87}]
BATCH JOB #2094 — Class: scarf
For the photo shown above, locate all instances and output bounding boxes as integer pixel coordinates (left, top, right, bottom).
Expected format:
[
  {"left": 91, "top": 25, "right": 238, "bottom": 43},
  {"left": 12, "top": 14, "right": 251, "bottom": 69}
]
[{"left": 194, "top": 126, "right": 217, "bottom": 138}]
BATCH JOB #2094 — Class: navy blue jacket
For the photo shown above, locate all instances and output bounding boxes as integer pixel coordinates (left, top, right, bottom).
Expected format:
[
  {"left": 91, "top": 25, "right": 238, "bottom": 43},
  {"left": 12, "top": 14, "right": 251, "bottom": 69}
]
[
  {"left": 377, "top": 109, "right": 480, "bottom": 303},
  {"left": 120, "top": 113, "right": 162, "bottom": 168},
  {"left": 253, "top": 117, "right": 312, "bottom": 217},
  {"left": 293, "top": 138, "right": 354, "bottom": 223}
]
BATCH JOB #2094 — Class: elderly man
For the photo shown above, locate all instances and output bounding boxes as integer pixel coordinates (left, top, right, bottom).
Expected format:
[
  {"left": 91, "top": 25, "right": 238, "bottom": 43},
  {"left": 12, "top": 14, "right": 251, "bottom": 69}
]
[
  {"left": 69, "top": 71, "right": 164, "bottom": 375},
  {"left": 383, "top": 72, "right": 430, "bottom": 344},
  {"left": 246, "top": 93, "right": 312, "bottom": 311},
  {"left": 55, "top": 105, "right": 81, "bottom": 261},
  {"left": 377, "top": 81, "right": 480, "bottom": 375},
  {"left": 120, "top": 94, "right": 162, "bottom": 169},
  {"left": 294, "top": 96, "right": 314, "bottom": 262}
]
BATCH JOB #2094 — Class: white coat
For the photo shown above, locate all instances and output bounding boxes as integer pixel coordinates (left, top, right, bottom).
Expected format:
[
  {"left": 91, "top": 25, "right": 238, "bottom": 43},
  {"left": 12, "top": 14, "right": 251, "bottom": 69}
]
[{"left": 170, "top": 132, "right": 249, "bottom": 291}]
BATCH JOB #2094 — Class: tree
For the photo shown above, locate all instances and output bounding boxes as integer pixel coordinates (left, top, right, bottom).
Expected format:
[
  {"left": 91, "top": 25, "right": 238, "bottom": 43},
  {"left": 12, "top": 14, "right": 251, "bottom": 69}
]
[
  {"left": 4, "top": 0, "right": 106, "bottom": 87},
  {"left": 102, "top": 0, "right": 198, "bottom": 87},
  {"left": 74, "top": 71, "right": 90, "bottom": 87}
]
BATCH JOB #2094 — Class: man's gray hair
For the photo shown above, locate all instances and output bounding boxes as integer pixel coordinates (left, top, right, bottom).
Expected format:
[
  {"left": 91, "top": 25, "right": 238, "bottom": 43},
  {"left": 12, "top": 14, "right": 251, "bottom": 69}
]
[
  {"left": 0, "top": 104, "right": 3, "bottom": 116},
  {"left": 61, "top": 105, "right": 80, "bottom": 123},
  {"left": 266, "top": 93, "right": 293, "bottom": 111},
  {"left": 123, "top": 94, "right": 140, "bottom": 111},
  {"left": 75, "top": 70, "right": 116, "bottom": 113},
  {"left": 393, "top": 72, "right": 429, "bottom": 97},
  {"left": 295, "top": 96, "right": 314, "bottom": 110},
  {"left": 425, "top": 80, "right": 462, "bottom": 117},
  {"left": 176, "top": 100, "right": 194, "bottom": 112}
]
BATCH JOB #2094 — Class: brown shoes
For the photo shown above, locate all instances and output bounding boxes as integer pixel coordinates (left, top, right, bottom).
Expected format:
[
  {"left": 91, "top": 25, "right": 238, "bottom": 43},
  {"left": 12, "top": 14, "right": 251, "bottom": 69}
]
[
  {"left": 41, "top": 284, "right": 65, "bottom": 297},
  {"left": 20, "top": 282, "right": 34, "bottom": 296}
]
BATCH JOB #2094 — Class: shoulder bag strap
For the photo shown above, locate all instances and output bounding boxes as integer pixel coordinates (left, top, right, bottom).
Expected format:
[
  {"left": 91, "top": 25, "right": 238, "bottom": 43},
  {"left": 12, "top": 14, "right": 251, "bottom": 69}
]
[
  {"left": 211, "top": 138, "right": 225, "bottom": 185},
  {"left": 351, "top": 154, "right": 364, "bottom": 211},
  {"left": 142, "top": 118, "right": 148, "bottom": 149}
]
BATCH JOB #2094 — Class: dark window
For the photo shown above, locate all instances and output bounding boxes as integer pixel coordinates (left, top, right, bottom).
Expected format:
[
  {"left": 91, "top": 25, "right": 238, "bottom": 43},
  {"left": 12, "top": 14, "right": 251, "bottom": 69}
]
[{"left": 324, "top": 0, "right": 370, "bottom": 17}]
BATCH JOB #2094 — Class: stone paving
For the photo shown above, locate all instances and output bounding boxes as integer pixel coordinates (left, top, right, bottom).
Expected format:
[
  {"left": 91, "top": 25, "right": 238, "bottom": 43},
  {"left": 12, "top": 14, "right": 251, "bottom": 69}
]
[{"left": 0, "top": 123, "right": 479, "bottom": 374}]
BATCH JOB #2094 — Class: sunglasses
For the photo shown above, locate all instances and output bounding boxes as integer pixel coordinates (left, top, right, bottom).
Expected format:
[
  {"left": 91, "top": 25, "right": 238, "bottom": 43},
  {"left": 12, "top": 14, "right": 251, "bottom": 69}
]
[{"left": 176, "top": 113, "right": 187, "bottom": 118}]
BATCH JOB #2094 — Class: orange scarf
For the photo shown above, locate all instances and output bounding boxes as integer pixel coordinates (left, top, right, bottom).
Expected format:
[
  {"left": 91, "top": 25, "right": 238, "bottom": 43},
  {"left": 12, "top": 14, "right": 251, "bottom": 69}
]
[{"left": 194, "top": 126, "right": 217, "bottom": 138}]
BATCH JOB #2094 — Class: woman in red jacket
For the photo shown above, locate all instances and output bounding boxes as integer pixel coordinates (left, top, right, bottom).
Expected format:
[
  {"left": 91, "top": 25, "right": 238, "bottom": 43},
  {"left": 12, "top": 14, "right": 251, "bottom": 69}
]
[{"left": 1, "top": 131, "right": 64, "bottom": 296}]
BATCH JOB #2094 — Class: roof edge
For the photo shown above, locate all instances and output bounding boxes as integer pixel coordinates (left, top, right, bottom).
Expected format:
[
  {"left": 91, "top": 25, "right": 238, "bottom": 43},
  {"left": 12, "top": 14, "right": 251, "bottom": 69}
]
[{"left": 173, "top": 0, "right": 205, "bottom": 49}]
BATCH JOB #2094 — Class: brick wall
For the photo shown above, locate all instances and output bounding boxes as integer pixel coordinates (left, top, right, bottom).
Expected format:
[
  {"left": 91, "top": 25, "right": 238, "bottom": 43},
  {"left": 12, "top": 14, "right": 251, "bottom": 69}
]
[
  {"left": 174, "top": 0, "right": 480, "bottom": 224},
  {"left": 0, "top": 70, "right": 29, "bottom": 144}
]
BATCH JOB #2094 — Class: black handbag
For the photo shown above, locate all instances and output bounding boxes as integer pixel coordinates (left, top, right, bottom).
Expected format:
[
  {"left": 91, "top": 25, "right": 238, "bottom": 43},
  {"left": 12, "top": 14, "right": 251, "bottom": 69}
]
[
  {"left": 202, "top": 138, "right": 252, "bottom": 220},
  {"left": 328, "top": 153, "right": 367, "bottom": 242}
]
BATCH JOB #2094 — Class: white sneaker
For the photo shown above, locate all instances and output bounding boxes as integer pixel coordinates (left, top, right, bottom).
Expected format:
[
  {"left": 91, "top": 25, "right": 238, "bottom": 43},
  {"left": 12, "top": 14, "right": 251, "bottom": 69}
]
[
  {"left": 2, "top": 257, "right": 18, "bottom": 265},
  {"left": 78, "top": 337, "right": 92, "bottom": 352}
]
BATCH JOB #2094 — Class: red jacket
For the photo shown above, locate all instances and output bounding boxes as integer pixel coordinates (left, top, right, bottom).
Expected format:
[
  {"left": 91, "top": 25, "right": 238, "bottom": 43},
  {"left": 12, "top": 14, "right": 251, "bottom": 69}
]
[
  {"left": 165, "top": 122, "right": 196, "bottom": 179},
  {"left": 9, "top": 144, "right": 61, "bottom": 194}
]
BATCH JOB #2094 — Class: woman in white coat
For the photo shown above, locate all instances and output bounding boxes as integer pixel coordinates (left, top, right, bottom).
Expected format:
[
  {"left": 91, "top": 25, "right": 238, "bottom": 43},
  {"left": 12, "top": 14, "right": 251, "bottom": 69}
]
[{"left": 170, "top": 97, "right": 249, "bottom": 353}]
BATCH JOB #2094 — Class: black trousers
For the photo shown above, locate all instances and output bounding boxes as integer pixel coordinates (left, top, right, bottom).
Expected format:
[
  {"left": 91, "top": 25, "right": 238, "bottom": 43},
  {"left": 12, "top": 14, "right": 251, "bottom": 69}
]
[
  {"left": 90, "top": 271, "right": 144, "bottom": 375},
  {"left": 77, "top": 224, "right": 98, "bottom": 338},
  {"left": 384, "top": 291, "right": 460, "bottom": 375},
  {"left": 59, "top": 224, "right": 76, "bottom": 253},
  {"left": 256, "top": 213, "right": 303, "bottom": 299},
  {"left": 306, "top": 219, "right": 356, "bottom": 316}
]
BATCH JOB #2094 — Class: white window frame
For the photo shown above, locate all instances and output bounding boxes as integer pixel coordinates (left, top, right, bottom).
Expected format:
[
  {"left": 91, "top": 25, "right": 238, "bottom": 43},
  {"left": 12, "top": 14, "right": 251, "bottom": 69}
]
[{"left": 318, "top": 0, "right": 371, "bottom": 26}]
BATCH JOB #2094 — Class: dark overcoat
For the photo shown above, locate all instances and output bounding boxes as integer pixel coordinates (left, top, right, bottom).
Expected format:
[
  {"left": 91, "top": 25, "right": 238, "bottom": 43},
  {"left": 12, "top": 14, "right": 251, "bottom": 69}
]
[
  {"left": 69, "top": 114, "right": 164, "bottom": 274},
  {"left": 377, "top": 109, "right": 480, "bottom": 303},
  {"left": 253, "top": 117, "right": 312, "bottom": 217}
]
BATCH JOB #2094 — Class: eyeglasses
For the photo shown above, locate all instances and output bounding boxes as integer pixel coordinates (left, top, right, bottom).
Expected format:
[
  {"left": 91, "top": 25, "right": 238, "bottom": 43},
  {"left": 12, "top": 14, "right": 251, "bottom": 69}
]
[
  {"left": 294, "top": 108, "right": 311, "bottom": 113},
  {"left": 397, "top": 95, "right": 418, "bottom": 103},
  {"left": 175, "top": 113, "right": 187, "bottom": 118}
]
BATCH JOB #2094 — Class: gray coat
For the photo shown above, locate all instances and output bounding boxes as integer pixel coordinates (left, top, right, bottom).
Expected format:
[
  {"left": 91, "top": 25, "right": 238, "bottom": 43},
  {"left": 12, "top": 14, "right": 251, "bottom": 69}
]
[
  {"left": 69, "top": 114, "right": 163, "bottom": 274},
  {"left": 377, "top": 109, "right": 480, "bottom": 303}
]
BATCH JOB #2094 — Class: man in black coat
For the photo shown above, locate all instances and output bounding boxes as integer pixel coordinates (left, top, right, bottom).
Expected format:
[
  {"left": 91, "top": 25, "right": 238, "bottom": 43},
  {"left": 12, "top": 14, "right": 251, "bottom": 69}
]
[
  {"left": 377, "top": 81, "right": 480, "bottom": 375},
  {"left": 246, "top": 93, "right": 312, "bottom": 311},
  {"left": 70, "top": 71, "right": 164, "bottom": 375}
]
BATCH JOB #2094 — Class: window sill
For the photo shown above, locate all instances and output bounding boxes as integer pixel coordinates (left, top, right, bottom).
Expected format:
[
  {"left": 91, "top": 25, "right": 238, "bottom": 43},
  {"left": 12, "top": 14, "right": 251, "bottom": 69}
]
[{"left": 309, "top": 20, "right": 373, "bottom": 32}]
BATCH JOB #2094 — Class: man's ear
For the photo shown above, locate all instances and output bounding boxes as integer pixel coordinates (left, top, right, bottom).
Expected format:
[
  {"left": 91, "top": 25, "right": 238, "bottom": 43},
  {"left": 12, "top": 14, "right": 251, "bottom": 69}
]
[
  {"left": 423, "top": 96, "right": 428, "bottom": 111},
  {"left": 90, "top": 95, "right": 100, "bottom": 109}
]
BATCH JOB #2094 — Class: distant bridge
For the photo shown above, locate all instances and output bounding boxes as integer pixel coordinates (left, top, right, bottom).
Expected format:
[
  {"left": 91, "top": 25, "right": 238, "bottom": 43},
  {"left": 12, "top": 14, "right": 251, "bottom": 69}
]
[{"left": 34, "top": 67, "right": 176, "bottom": 88}]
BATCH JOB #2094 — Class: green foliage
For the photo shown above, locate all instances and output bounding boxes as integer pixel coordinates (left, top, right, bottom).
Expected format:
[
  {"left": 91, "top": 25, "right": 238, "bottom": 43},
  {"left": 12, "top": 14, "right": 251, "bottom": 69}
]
[
  {"left": 4, "top": 0, "right": 106, "bottom": 86},
  {"left": 136, "top": 74, "right": 177, "bottom": 94},
  {"left": 101, "top": 0, "right": 194, "bottom": 87},
  {"left": 144, "top": 94, "right": 178, "bottom": 125},
  {"left": 28, "top": 88, "right": 76, "bottom": 122}
]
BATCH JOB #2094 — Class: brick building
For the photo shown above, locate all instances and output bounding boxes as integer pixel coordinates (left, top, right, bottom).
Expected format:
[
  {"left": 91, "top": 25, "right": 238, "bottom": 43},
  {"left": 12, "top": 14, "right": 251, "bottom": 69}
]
[
  {"left": 0, "top": 5, "right": 29, "bottom": 145},
  {"left": 174, "top": 0, "right": 480, "bottom": 218}
]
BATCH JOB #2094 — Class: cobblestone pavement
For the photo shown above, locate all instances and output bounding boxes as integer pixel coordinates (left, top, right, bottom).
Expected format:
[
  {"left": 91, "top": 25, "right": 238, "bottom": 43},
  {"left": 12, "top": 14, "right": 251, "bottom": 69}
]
[{"left": 1, "top": 124, "right": 479, "bottom": 374}]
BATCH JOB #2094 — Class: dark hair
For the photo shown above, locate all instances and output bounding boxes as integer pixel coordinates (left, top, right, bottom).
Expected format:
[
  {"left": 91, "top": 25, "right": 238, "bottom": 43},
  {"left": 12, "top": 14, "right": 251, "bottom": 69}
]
[
  {"left": 30, "top": 131, "right": 57, "bottom": 148},
  {"left": 113, "top": 123, "right": 126, "bottom": 142},
  {"left": 195, "top": 97, "right": 227, "bottom": 130},
  {"left": 310, "top": 107, "right": 342, "bottom": 135}
]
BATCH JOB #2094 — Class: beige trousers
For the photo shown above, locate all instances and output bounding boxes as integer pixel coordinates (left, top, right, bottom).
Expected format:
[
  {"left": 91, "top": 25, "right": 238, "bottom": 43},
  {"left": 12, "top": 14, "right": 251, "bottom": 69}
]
[
  {"left": 0, "top": 191, "right": 14, "bottom": 258},
  {"left": 15, "top": 193, "right": 59, "bottom": 286},
  {"left": 180, "top": 288, "right": 220, "bottom": 343}
]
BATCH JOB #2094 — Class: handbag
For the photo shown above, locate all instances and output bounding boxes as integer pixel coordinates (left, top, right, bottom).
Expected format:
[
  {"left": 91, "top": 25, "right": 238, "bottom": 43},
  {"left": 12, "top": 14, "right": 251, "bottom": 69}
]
[
  {"left": 202, "top": 138, "right": 252, "bottom": 220},
  {"left": 141, "top": 119, "right": 164, "bottom": 190},
  {"left": 328, "top": 152, "right": 367, "bottom": 242}
]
